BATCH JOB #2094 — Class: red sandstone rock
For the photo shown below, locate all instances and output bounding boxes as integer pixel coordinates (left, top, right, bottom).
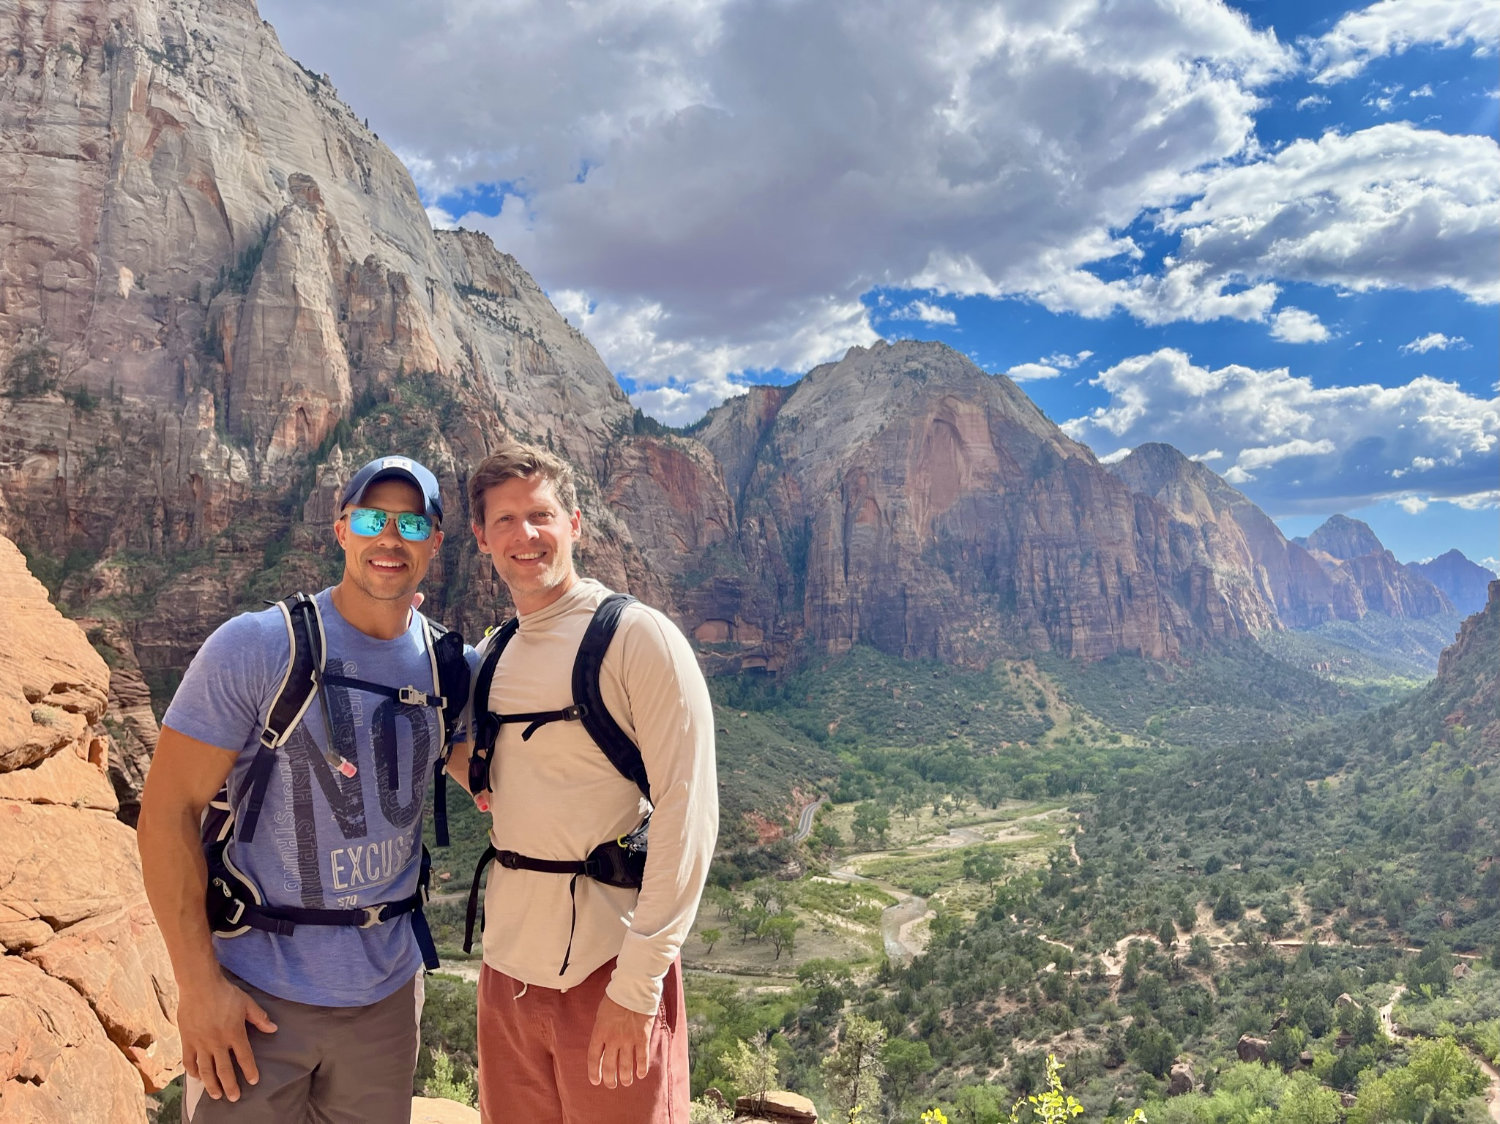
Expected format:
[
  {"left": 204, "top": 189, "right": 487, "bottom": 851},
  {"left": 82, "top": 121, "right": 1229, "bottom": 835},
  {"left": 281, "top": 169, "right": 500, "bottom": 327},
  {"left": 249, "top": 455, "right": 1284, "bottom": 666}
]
[{"left": 0, "top": 535, "right": 183, "bottom": 1116}]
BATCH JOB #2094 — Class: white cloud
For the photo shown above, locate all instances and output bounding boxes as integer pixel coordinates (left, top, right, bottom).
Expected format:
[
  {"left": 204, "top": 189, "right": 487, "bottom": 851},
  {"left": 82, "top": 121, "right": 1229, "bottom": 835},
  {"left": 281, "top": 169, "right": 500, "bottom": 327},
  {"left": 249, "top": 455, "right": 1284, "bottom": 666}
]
[
  {"left": 1005, "top": 362, "right": 1062, "bottom": 382},
  {"left": 1062, "top": 347, "right": 1500, "bottom": 511},
  {"left": 1296, "top": 94, "right": 1331, "bottom": 110},
  {"left": 257, "top": 0, "right": 1293, "bottom": 413},
  {"left": 1400, "top": 331, "right": 1468, "bottom": 353},
  {"left": 1307, "top": 0, "right": 1500, "bottom": 85},
  {"left": 1410, "top": 83, "right": 1434, "bottom": 98},
  {"left": 1397, "top": 495, "right": 1429, "bottom": 513},
  {"left": 555, "top": 289, "right": 880, "bottom": 426},
  {"left": 1238, "top": 437, "right": 1338, "bottom": 470},
  {"left": 887, "top": 300, "right": 958, "bottom": 325},
  {"left": 1097, "top": 447, "right": 1133, "bottom": 464},
  {"left": 1160, "top": 123, "right": 1500, "bottom": 304},
  {"left": 1192, "top": 449, "right": 1224, "bottom": 462},
  {"left": 1046, "top": 350, "right": 1094, "bottom": 368},
  {"left": 1270, "top": 307, "right": 1332, "bottom": 343},
  {"left": 255, "top": 0, "right": 1494, "bottom": 422}
]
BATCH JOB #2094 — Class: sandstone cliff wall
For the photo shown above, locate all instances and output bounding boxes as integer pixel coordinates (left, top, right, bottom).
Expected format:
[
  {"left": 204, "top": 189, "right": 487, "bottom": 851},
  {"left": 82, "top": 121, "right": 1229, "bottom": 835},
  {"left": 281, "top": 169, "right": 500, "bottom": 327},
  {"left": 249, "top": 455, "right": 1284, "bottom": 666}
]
[{"left": 0, "top": 534, "right": 180, "bottom": 1121}]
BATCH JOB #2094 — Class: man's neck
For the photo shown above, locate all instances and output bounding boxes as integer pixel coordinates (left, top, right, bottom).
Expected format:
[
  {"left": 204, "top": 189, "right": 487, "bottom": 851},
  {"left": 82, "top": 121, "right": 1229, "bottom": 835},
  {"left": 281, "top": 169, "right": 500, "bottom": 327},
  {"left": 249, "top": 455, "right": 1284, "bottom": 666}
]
[
  {"left": 329, "top": 583, "right": 413, "bottom": 640},
  {"left": 512, "top": 573, "right": 579, "bottom": 617}
]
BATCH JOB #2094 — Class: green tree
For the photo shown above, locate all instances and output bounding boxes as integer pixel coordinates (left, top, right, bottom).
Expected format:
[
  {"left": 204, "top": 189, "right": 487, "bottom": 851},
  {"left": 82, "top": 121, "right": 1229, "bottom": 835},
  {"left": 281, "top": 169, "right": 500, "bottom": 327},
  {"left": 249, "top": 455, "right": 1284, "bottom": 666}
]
[
  {"left": 700, "top": 927, "right": 722, "bottom": 955},
  {"left": 1009, "top": 1055, "right": 1145, "bottom": 1123},
  {"left": 718, "top": 1036, "right": 782, "bottom": 1116},
  {"left": 1279, "top": 1072, "right": 1343, "bottom": 1124},
  {"left": 853, "top": 802, "right": 891, "bottom": 847},
  {"left": 1348, "top": 1037, "right": 1485, "bottom": 1124},
  {"left": 953, "top": 1084, "right": 1005, "bottom": 1124},
  {"left": 882, "top": 1038, "right": 933, "bottom": 1113},
  {"left": 422, "top": 1048, "right": 476, "bottom": 1107},
  {"left": 760, "top": 914, "right": 802, "bottom": 960},
  {"left": 824, "top": 1014, "right": 887, "bottom": 1123},
  {"left": 963, "top": 849, "right": 1007, "bottom": 890}
]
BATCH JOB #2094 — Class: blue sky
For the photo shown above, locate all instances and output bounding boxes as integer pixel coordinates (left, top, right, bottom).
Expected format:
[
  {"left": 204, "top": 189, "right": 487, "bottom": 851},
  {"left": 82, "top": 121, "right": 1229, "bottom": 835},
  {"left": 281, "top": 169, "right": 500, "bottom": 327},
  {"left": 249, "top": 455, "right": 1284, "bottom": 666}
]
[{"left": 258, "top": 0, "right": 1497, "bottom": 568}]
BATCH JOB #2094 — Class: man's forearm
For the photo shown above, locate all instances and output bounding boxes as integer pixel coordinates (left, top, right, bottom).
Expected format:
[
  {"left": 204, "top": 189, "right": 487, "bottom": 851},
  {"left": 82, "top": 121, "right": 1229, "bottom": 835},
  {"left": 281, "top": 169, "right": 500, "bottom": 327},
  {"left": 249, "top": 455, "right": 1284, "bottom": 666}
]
[{"left": 138, "top": 800, "right": 223, "bottom": 992}]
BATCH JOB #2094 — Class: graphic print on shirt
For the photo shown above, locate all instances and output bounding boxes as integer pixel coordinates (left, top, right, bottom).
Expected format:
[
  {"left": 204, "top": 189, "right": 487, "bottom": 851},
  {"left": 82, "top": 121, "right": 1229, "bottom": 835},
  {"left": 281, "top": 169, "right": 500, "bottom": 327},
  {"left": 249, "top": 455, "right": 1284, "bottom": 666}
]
[{"left": 273, "top": 655, "right": 435, "bottom": 909}]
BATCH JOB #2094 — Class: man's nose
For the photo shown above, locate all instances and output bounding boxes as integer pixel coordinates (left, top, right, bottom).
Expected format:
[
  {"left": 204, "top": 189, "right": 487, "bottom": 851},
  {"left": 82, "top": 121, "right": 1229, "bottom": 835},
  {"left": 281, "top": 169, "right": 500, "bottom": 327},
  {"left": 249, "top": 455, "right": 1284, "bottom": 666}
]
[{"left": 375, "top": 516, "right": 406, "bottom": 543}]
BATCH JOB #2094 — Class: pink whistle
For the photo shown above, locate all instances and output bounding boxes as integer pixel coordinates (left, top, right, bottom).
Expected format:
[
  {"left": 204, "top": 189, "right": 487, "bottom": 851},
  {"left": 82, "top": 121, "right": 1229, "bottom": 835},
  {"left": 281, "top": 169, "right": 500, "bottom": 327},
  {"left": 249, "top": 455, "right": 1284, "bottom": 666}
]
[
  {"left": 337, "top": 758, "right": 357, "bottom": 778},
  {"left": 476, "top": 796, "right": 490, "bottom": 813}
]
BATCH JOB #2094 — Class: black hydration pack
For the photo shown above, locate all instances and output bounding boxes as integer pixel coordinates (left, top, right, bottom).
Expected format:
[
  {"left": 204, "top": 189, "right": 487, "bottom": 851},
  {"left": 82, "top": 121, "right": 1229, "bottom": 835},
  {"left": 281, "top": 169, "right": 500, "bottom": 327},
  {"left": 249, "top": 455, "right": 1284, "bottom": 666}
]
[
  {"left": 202, "top": 592, "right": 469, "bottom": 971},
  {"left": 462, "top": 592, "right": 652, "bottom": 973}
]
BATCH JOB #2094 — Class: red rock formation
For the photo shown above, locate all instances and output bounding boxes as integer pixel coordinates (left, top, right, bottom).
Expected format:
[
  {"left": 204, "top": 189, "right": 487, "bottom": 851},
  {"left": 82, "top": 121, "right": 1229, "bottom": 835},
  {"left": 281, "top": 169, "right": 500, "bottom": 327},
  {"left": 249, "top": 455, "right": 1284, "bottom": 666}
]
[
  {"left": 0, "top": 535, "right": 181, "bottom": 1118},
  {"left": 1295, "top": 515, "right": 1453, "bottom": 620},
  {"left": 670, "top": 341, "right": 1262, "bottom": 667}
]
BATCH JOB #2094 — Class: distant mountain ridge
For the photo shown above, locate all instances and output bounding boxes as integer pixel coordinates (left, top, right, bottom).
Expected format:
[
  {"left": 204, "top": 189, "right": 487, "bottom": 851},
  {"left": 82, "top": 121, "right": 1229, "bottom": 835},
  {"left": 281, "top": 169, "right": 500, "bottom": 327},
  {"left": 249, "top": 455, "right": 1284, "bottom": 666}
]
[{"left": 1411, "top": 550, "right": 1497, "bottom": 617}]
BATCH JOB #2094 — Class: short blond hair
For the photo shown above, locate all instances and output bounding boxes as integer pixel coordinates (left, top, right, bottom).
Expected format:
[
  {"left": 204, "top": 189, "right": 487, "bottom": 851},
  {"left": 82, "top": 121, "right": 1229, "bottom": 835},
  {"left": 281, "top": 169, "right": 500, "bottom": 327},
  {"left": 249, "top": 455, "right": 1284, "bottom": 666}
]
[{"left": 467, "top": 443, "right": 579, "bottom": 525}]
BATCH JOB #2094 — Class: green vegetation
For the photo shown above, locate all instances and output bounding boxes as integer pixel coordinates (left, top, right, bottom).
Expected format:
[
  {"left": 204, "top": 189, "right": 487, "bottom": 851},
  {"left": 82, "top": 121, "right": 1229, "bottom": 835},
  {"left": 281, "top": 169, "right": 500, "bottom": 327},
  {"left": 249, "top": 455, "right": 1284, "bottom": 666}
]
[{"left": 4, "top": 339, "right": 59, "bottom": 398}]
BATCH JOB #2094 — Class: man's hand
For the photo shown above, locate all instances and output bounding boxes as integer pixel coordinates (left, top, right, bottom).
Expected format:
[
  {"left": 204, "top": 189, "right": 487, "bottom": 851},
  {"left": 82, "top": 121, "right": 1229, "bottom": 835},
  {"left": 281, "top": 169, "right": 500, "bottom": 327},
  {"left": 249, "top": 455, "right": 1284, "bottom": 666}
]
[
  {"left": 178, "top": 973, "right": 278, "bottom": 1102},
  {"left": 586, "top": 994, "right": 654, "bottom": 1089}
]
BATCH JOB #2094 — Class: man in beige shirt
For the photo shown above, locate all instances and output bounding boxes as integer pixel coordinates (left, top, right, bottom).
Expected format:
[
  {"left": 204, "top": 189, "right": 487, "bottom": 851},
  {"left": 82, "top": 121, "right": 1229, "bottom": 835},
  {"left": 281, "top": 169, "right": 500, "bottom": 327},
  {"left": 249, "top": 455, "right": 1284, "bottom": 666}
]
[{"left": 451, "top": 442, "right": 718, "bottom": 1122}]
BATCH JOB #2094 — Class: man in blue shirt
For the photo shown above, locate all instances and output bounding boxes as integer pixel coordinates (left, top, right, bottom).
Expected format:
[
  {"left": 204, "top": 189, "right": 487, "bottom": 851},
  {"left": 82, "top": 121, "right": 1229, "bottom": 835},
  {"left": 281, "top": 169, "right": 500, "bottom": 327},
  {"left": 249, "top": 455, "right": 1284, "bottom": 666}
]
[{"left": 139, "top": 455, "right": 467, "bottom": 1123}]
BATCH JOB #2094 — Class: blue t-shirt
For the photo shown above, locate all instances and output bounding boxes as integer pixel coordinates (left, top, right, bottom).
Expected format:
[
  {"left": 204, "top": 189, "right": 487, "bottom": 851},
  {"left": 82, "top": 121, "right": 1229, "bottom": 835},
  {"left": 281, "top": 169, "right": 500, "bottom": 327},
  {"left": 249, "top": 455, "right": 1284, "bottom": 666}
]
[{"left": 164, "top": 589, "right": 472, "bottom": 1007}]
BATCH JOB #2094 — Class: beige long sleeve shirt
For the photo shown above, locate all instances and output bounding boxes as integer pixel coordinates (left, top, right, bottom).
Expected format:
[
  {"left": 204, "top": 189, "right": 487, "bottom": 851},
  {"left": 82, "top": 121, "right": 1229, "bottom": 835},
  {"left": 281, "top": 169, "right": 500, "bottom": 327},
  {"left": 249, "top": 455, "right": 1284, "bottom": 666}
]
[{"left": 475, "top": 578, "right": 718, "bottom": 1014}]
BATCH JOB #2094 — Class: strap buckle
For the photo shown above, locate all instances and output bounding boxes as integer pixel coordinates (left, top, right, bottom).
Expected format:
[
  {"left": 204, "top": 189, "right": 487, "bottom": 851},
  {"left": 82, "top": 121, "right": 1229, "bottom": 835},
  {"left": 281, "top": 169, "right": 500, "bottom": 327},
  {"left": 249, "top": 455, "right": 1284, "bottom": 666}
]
[
  {"left": 359, "top": 905, "right": 385, "bottom": 929},
  {"left": 224, "top": 897, "right": 245, "bottom": 927},
  {"left": 398, "top": 686, "right": 436, "bottom": 706}
]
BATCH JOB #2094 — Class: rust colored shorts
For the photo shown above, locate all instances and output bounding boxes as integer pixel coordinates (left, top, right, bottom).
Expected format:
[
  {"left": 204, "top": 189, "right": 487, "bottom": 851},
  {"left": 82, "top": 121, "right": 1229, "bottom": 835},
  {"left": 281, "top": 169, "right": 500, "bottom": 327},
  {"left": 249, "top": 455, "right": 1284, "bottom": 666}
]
[{"left": 477, "top": 957, "right": 687, "bottom": 1124}]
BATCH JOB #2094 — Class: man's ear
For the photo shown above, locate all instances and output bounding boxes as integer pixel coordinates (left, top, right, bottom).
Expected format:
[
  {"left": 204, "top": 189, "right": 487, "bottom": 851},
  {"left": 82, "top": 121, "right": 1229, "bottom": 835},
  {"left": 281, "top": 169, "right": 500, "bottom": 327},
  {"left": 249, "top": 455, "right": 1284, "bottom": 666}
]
[{"left": 472, "top": 521, "right": 489, "bottom": 555}]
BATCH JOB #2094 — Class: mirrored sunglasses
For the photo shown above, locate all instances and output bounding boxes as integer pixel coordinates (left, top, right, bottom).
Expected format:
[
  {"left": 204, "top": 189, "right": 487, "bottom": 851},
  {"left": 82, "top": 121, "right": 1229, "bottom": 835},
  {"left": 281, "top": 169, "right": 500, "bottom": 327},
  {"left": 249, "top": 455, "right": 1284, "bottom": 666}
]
[{"left": 345, "top": 507, "right": 434, "bottom": 542}]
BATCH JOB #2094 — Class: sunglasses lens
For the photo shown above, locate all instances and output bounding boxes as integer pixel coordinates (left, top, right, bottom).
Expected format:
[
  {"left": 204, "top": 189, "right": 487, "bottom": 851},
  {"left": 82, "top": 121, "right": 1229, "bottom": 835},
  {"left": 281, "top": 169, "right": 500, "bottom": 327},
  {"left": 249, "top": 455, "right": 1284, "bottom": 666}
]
[
  {"left": 396, "top": 513, "right": 433, "bottom": 542},
  {"left": 348, "top": 508, "right": 389, "bottom": 536}
]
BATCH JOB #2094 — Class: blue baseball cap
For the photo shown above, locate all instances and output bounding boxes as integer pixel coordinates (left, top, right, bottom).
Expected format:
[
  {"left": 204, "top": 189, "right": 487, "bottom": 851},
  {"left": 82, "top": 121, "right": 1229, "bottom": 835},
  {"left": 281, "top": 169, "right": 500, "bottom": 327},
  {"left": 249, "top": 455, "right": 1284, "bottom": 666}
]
[{"left": 340, "top": 455, "right": 443, "bottom": 522}]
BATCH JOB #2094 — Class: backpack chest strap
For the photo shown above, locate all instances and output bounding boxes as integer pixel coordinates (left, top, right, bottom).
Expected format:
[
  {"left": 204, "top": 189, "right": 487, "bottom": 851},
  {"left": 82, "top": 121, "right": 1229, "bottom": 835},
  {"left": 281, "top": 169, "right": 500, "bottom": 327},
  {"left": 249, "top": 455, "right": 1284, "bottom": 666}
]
[
  {"left": 322, "top": 673, "right": 447, "bottom": 709},
  {"left": 490, "top": 703, "right": 590, "bottom": 741}
]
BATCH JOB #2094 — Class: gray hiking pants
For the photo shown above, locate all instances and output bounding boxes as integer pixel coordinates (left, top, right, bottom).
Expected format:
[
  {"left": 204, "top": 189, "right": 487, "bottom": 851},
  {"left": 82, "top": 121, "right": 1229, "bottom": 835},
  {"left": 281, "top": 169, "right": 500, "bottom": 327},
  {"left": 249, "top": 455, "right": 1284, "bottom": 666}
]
[{"left": 183, "top": 971, "right": 424, "bottom": 1124}]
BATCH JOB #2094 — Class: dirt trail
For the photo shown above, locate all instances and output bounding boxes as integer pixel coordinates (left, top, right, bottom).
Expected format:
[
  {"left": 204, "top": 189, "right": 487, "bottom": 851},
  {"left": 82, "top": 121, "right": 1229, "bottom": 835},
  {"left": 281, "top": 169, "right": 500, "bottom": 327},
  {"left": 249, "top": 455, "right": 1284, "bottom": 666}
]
[{"left": 1381, "top": 983, "right": 1500, "bottom": 1122}]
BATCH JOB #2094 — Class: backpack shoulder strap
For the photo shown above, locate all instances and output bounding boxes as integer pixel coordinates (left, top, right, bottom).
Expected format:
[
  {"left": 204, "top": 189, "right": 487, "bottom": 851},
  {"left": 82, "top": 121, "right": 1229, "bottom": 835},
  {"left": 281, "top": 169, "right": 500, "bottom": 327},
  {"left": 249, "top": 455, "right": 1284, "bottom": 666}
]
[
  {"left": 239, "top": 592, "right": 321, "bottom": 843},
  {"left": 263, "top": 593, "right": 322, "bottom": 748},
  {"left": 422, "top": 611, "right": 471, "bottom": 850},
  {"left": 419, "top": 612, "right": 471, "bottom": 747},
  {"left": 573, "top": 593, "right": 650, "bottom": 804},
  {"left": 468, "top": 618, "right": 520, "bottom": 797}
]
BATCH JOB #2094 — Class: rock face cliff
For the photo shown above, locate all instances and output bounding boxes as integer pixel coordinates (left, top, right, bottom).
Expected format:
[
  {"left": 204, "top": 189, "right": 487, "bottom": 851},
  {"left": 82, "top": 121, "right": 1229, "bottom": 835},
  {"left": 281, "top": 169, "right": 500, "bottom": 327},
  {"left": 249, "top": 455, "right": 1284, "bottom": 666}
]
[
  {"left": 1109, "top": 444, "right": 1358, "bottom": 628},
  {"left": 1294, "top": 516, "right": 1452, "bottom": 620},
  {"left": 0, "top": 534, "right": 180, "bottom": 1121},
  {"left": 0, "top": 0, "right": 666, "bottom": 726},
  {"left": 1112, "top": 448, "right": 1466, "bottom": 629},
  {"left": 641, "top": 341, "right": 1272, "bottom": 669},
  {"left": 1434, "top": 580, "right": 1499, "bottom": 758},
  {"left": 1410, "top": 550, "right": 1497, "bottom": 618}
]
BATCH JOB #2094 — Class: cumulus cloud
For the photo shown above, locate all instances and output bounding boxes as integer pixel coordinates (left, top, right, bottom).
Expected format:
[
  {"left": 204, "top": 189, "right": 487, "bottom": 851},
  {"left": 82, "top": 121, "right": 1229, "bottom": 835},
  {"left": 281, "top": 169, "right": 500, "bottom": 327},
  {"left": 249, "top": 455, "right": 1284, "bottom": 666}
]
[
  {"left": 1160, "top": 123, "right": 1500, "bottom": 304},
  {"left": 257, "top": 0, "right": 1495, "bottom": 421},
  {"left": 1270, "top": 307, "right": 1332, "bottom": 343},
  {"left": 1046, "top": 350, "right": 1094, "bottom": 368},
  {"left": 1062, "top": 348, "right": 1500, "bottom": 512},
  {"left": 1306, "top": 0, "right": 1500, "bottom": 85},
  {"left": 553, "top": 289, "right": 879, "bottom": 426},
  {"left": 1401, "top": 332, "right": 1468, "bottom": 353},
  {"left": 1006, "top": 348, "right": 1097, "bottom": 382},
  {"left": 1005, "top": 363, "right": 1062, "bottom": 382},
  {"left": 259, "top": 0, "right": 1294, "bottom": 410},
  {"left": 886, "top": 300, "right": 958, "bottom": 325}
]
